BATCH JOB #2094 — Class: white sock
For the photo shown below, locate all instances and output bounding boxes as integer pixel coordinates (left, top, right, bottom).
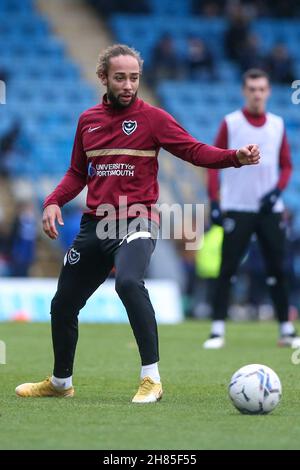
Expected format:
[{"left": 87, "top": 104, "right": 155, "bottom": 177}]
[
  {"left": 51, "top": 375, "right": 73, "bottom": 389},
  {"left": 141, "top": 362, "right": 160, "bottom": 383},
  {"left": 211, "top": 320, "right": 225, "bottom": 337},
  {"left": 280, "top": 322, "right": 295, "bottom": 336}
]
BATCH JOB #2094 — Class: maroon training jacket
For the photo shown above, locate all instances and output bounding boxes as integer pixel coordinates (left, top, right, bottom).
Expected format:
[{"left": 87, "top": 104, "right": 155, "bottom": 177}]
[{"left": 44, "top": 95, "right": 241, "bottom": 221}]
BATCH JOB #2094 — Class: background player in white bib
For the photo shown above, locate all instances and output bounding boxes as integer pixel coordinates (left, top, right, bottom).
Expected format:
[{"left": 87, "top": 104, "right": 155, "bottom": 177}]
[{"left": 203, "top": 68, "right": 300, "bottom": 350}]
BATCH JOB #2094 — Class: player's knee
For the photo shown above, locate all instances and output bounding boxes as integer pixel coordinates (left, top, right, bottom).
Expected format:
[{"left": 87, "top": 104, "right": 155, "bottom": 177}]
[
  {"left": 115, "top": 276, "right": 140, "bottom": 297},
  {"left": 50, "top": 292, "right": 84, "bottom": 317},
  {"left": 51, "top": 294, "right": 62, "bottom": 314},
  {"left": 50, "top": 295, "right": 70, "bottom": 318}
]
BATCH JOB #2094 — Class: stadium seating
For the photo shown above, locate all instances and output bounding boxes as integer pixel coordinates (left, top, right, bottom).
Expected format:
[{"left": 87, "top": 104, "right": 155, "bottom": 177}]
[
  {"left": 0, "top": 0, "right": 97, "bottom": 185},
  {"left": 1, "top": 0, "right": 299, "bottom": 229}
]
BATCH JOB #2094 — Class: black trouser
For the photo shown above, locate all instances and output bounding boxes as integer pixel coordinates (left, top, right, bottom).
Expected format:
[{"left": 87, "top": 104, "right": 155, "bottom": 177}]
[
  {"left": 50, "top": 215, "right": 158, "bottom": 378},
  {"left": 212, "top": 211, "right": 289, "bottom": 323}
]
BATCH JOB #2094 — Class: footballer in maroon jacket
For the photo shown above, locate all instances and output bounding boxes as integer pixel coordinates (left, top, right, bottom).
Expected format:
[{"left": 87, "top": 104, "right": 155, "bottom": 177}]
[{"left": 16, "top": 45, "right": 260, "bottom": 403}]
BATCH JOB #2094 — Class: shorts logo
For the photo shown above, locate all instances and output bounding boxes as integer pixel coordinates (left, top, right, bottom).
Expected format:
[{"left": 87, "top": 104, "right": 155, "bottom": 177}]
[
  {"left": 122, "top": 120, "right": 137, "bottom": 135},
  {"left": 66, "top": 248, "right": 80, "bottom": 265},
  {"left": 223, "top": 217, "right": 236, "bottom": 233}
]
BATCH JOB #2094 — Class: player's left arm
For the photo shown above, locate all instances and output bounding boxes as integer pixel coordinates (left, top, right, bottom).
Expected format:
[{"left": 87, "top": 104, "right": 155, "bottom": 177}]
[
  {"left": 208, "top": 120, "right": 228, "bottom": 226},
  {"left": 150, "top": 108, "right": 260, "bottom": 169}
]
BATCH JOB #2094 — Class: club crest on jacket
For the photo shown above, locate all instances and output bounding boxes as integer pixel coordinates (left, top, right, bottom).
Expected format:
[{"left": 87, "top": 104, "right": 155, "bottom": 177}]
[{"left": 122, "top": 120, "right": 137, "bottom": 135}]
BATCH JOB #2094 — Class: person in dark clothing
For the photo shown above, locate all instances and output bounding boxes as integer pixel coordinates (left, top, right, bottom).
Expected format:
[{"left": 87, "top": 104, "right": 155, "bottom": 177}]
[
  {"left": 203, "top": 68, "right": 300, "bottom": 350},
  {"left": 9, "top": 201, "right": 37, "bottom": 277},
  {"left": 15, "top": 44, "right": 260, "bottom": 403},
  {"left": 265, "top": 44, "right": 295, "bottom": 84}
]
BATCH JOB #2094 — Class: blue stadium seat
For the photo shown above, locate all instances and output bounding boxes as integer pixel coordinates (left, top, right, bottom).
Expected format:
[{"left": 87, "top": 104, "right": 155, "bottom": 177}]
[
  {"left": 0, "top": 0, "right": 98, "bottom": 179},
  {"left": 148, "top": 0, "right": 192, "bottom": 15}
]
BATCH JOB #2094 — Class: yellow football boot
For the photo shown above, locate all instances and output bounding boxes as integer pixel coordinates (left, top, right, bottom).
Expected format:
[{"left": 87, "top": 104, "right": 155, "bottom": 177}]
[
  {"left": 132, "top": 376, "right": 163, "bottom": 403},
  {"left": 15, "top": 377, "right": 74, "bottom": 397}
]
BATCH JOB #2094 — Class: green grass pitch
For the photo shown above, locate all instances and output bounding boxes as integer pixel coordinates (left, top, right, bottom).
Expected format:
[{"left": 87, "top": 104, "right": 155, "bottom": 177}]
[{"left": 0, "top": 320, "right": 300, "bottom": 450}]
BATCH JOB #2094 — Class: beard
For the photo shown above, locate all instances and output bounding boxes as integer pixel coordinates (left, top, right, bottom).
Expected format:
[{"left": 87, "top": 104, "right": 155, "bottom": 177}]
[{"left": 107, "top": 88, "right": 137, "bottom": 109}]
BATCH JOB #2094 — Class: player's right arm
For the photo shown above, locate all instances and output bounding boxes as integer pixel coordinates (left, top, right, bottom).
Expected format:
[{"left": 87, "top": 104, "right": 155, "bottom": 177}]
[
  {"left": 42, "top": 117, "right": 87, "bottom": 239},
  {"left": 42, "top": 204, "right": 64, "bottom": 240}
]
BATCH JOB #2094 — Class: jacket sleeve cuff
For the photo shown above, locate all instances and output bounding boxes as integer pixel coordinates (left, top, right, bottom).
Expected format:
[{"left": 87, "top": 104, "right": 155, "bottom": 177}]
[
  {"left": 230, "top": 150, "right": 242, "bottom": 167},
  {"left": 43, "top": 198, "right": 60, "bottom": 209}
]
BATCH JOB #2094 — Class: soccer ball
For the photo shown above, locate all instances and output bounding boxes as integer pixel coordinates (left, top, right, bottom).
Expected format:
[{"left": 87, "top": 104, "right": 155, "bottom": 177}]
[{"left": 228, "top": 364, "right": 282, "bottom": 414}]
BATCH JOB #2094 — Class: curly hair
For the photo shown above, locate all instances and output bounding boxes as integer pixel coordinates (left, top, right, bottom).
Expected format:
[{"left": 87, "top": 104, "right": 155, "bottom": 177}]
[{"left": 96, "top": 44, "right": 143, "bottom": 78}]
